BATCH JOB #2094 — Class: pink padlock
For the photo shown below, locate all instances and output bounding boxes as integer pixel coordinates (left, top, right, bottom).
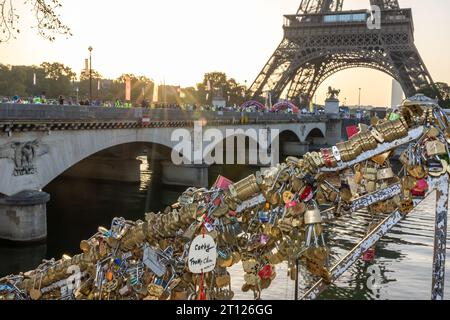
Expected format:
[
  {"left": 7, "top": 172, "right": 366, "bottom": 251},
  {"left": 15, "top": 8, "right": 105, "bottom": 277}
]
[
  {"left": 213, "top": 175, "right": 234, "bottom": 191},
  {"left": 415, "top": 179, "right": 429, "bottom": 192},
  {"left": 286, "top": 200, "right": 298, "bottom": 209}
]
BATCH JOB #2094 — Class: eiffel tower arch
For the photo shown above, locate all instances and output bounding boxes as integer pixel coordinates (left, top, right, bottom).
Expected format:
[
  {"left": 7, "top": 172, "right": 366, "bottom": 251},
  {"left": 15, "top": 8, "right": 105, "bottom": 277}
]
[{"left": 249, "top": 0, "right": 437, "bottom": 104}]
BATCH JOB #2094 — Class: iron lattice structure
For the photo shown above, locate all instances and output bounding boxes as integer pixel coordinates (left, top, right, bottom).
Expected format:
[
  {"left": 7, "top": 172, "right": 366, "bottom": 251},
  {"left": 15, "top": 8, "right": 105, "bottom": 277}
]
[{"left": 249, "top": 0, "right": 436, "bottom": 105}]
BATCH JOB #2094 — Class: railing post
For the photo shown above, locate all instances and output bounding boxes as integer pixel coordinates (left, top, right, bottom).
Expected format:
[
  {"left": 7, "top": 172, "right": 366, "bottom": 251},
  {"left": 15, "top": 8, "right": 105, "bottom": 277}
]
[{"left": 431, "top": 175, "right": 449, "bottom": 300}]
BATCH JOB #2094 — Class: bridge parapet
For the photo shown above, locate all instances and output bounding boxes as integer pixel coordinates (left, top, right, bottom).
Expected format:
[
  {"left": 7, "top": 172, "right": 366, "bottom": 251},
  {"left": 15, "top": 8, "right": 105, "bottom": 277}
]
[{"left": 0, "top": 104, "right": 331, "bottom": 133}]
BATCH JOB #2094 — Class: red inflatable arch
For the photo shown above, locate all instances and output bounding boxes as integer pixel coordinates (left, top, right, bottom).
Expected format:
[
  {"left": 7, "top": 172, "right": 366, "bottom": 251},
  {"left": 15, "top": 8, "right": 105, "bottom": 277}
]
[{"left": 271, "top": 101, "right": 300, "bottom": 114}]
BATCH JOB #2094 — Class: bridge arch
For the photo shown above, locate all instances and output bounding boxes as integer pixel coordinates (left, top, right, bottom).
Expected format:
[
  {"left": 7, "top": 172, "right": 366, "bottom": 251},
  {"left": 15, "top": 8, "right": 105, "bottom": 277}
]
[
  {"left": 305, "top": 127, "right": 326, "bottom": 141},
  {"left": 0, "top": 128, "right": 189, "bottom": 196}
]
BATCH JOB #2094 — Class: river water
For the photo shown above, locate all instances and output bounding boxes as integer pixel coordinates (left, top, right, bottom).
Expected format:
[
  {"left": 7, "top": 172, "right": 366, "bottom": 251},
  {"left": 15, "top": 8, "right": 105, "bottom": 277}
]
[{"left": 0, "top": 157, "right": 449, "bottom": 300}]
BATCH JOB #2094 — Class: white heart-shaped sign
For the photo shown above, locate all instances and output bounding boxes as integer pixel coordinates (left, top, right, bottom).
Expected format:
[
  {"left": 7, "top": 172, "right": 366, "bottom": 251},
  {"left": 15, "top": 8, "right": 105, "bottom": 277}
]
[{"left": 188, "top": 234, "right": 217, "bottom": 274}]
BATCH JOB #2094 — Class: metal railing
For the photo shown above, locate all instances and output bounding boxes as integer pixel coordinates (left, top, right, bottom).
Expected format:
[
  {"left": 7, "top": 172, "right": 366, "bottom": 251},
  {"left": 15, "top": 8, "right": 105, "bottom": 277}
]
[{"left": 0, "top": 104, "right": 329, "bottom": 124}]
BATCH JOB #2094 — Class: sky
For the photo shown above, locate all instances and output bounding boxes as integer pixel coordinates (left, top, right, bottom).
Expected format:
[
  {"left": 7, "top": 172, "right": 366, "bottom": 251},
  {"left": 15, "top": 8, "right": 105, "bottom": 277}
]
[{"left": 0, "top": 0, "right": 449, "bottom": 107}]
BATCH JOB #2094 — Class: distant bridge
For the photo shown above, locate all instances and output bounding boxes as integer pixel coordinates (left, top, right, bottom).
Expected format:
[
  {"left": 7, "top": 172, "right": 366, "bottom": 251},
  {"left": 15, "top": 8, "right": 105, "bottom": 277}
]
[{"left": 0, "top": 104, "right": 357, "bottom": 241}]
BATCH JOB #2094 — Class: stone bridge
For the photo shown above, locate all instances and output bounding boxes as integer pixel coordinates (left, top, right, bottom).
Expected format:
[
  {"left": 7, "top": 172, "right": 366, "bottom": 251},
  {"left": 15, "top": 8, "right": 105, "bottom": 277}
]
[{"left": 0, "top": 104, "right": 353, "bottom": 241}]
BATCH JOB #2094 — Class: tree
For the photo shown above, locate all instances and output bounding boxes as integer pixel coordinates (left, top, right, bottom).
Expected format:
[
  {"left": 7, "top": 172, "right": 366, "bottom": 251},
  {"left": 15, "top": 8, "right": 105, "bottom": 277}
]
[
  {"left": 0, "top": 0, "right": 71, "bottom": 43},
  {"left": 38, "top": 62, "right": 76, "bottom": 97},
  {"left": 180, "top": 87, "right": 199, "bottom": 105},
  {"left": 418, "top": 82, "right": 450, "bottom": 108},
  {"left": 196, "top": 72, "right": 246, "bottom": 106},
  {"left": 41, "top": 62, "right": 76, "bottom": 81},
  {"left": 80, "top": 69, "right": 102, "bottom": 81},
  {"left": 0, "top": 63, "right": 76, "bottom": 98},
  {"left": 226, "top": 78, "right": 245, "bottom": 106}
]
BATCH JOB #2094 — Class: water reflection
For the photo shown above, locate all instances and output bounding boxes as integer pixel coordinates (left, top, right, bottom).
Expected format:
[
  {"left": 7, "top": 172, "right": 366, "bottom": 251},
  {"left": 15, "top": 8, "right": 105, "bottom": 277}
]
[{"left": 0, "top": 158, "right": 449, "bottom": 300}]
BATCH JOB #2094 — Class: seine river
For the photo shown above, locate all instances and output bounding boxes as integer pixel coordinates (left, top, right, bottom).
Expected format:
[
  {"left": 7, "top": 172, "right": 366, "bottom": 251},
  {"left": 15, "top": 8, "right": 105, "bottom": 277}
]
[{"left": 1, "top": 157, "right": 449, "bottom": 300}]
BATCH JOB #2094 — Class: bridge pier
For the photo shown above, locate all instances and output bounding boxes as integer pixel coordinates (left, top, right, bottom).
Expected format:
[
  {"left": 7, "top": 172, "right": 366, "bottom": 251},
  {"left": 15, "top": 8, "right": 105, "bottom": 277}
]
[
  {"left": 0, "top": 190, "right": 50, "bottom": 242},
  {"left": 161, "top": 161, "right": 209, "bottom": 188},
  {"left": 63, "top": 156, "right": 142, "bottom": 183},
  {"left": 325, "top": 118, "right": 343, "bottom": 146}
]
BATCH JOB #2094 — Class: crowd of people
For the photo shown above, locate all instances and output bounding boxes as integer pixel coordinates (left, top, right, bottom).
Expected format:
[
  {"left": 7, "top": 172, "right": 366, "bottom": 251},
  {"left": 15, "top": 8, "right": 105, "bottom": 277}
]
[
  {"left": 1, "top": 93, "right": 309, "bottom": 114},
  {"left": 0, "top": 94, "right": 136, "bottom": 109}
]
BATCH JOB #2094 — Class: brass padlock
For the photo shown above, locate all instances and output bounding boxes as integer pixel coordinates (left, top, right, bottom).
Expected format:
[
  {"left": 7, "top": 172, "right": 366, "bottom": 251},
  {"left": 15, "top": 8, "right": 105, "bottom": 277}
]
[
  {"left": 266, "top": 190, "right": 281, "bottom": 206},
  {"left": 377, "top": 167, "right": 394, "bottom": 181},
  {"left": 399, "top": 199, "right": 414, "bottom": 215},
  {"left": 407, "top": 165, "right": 426, "bottom": 179},
  {"left": 291, "top": 177, "right": 304, "bottom": 192},
  {"left": 242, "top": 259, "right": 258, "bottom": 273},
  {"left": 363, "top": 167, "right": 378, "bottom": 181},
  {"left": 402, "top": 176, "right": 417, "bottom": 190},
  {"left": 171, "top": 289, "right": 188, "bottom": 300},
  {"left": 268, "top": 251, "right": 284, "bottom": 265},
  {"left": 425, "top": 140, "right": 446, "bottom": 156},
  {"left": 304, "top": 206, "right": 322, "bottom": 225},
  {"left": 147, "top": 283, "right": 165, "bottom": 298},
  {"left": 244, "top": 273, "right": 259, "bottom": 286},
  {"left": 372, "top": 151, "right": 392, "bottom": 166},
  {"left": 228, "top": 175, "right": 260, "bottom": 202},
  {"left": 215, "top": 273, "right": 231, "bottom": 288}
]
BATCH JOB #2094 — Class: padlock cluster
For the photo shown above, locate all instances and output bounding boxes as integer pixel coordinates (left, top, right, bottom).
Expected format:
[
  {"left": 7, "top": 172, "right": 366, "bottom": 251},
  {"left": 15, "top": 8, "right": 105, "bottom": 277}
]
[{"left": 1, "top": 97, "right": 450, "bottom": 300}]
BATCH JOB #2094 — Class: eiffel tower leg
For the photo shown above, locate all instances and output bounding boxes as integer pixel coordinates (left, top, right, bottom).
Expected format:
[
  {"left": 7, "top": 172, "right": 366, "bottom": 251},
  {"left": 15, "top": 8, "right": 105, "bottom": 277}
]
[
  {"left": 249, "top": 39, "right": 297, "bottom": 99},
  {"left": 390, "top": 46, "right": 436, "bottom": 97}
]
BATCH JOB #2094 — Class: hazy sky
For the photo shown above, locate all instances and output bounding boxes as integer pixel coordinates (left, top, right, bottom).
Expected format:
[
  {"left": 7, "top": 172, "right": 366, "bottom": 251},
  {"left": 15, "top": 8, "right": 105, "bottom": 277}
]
[{"left": 1, "top": 0, "right": 449, "bottom": 106}]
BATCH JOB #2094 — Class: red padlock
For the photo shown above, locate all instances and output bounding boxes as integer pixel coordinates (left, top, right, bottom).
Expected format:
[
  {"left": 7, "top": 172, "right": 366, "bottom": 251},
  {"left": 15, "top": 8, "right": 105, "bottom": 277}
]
[
  {"left": 411, "top": 188, "right": 426, "bottom": 198},
  {"left": 300, "top": 186, "right": 313, "bottom": 202},
  {"left": 214, "top": 197, "right": 222, "bottom": 206},
  {"left": 362, "top": 248, "right": 375, "bottom": 263},
  {"left": 258, "top": 264, "right": 273, "bottom": 280}
]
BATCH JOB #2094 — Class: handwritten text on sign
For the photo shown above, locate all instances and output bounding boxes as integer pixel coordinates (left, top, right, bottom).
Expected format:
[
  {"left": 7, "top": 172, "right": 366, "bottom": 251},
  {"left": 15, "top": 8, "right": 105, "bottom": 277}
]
[{"left": 188, "top": 235, "right": 217, "bottom": 274}]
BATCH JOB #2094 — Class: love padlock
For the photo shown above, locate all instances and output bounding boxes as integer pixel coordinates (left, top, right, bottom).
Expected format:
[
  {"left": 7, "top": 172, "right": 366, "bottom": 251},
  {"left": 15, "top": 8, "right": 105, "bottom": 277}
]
[
  {"left": 300, "top": 185, "right": 313, "bottom": 202},
  {"left": 259, "top": 234, "right": 270, "bottom": 246},
  {"left": 258, "top": 264, "right": 273, "bottom": 280},
  {"left": 258, "top": 211, "right": 270, "bottom": 223},
  {"left": 362, "top": 248, "right": 376, "bottom": 263},
  {"left": 415, "top": 179, "right": 429, "bottom": 192},
  {"left": 282, "top": 191, "right": 295, "bottom": 205},
  {"left": 285, "top": 200, "right": 297, "bottom": 209}
]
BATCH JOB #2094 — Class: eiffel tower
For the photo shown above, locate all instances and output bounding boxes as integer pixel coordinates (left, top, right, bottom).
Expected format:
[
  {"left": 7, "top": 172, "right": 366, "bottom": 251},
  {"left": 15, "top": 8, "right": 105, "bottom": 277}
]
[{"left": 248, "top": 0, "right": 437, "bottom": 105}]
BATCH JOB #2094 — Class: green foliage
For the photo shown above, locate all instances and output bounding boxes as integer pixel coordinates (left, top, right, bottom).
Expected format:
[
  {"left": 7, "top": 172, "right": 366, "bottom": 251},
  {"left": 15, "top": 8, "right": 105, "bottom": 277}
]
[
  {"left": 418, "top": 82, "right": 450, "bottom": 109},
  {"left": 0, "top": 0, "right": 72, "bottom": 43},
  {"left": 0, "top": 64, "right": 246, "bottom": 107},
  {"left": 196, "top": 72, "right": 246, "bottom": 106},
  {"left": 0, "top": 62, "right": 76, "bottom": 97}
]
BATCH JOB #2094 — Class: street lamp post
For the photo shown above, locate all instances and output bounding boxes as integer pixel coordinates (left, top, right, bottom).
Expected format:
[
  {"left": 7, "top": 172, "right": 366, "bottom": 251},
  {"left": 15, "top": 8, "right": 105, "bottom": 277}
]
[
  {"left": 358, "top": 88, "right": 361, "bottom": 108},
  {"left": 88, "top": 46, "right": 93, "bottom": 105}
]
